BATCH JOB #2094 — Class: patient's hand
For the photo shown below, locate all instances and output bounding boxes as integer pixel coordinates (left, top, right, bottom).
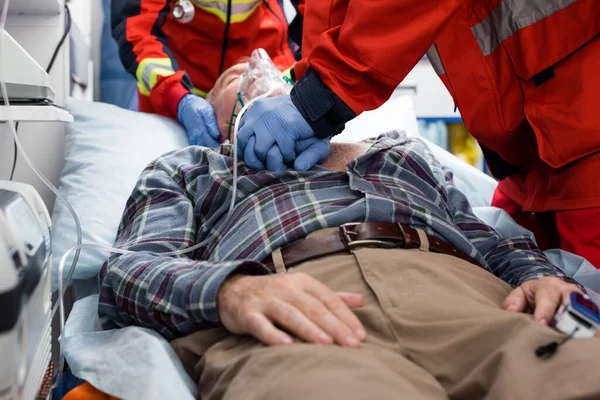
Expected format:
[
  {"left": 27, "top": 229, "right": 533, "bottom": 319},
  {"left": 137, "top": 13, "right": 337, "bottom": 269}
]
[
  {"left": 217, "top": 272, "right": 367, "bottom": 347},
  {"left": 503, "top": 277, "right": 599, "bottom": 336}
]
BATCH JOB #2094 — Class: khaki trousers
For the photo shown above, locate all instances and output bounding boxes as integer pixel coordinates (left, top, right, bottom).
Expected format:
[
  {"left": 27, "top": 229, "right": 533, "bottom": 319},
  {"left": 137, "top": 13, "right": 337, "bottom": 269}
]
[{"left": 171, "top": 232, "right": 600, "bottom": 400}]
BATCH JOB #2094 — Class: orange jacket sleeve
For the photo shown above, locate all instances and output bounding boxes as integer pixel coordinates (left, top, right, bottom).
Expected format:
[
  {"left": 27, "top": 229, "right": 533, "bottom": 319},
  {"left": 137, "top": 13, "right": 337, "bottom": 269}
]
[
  {"left": 112, "top": 0, "right": 191, "bottom": 118},
  {"left": 291, "top": 0, "right": 464, "bottom": 138}
]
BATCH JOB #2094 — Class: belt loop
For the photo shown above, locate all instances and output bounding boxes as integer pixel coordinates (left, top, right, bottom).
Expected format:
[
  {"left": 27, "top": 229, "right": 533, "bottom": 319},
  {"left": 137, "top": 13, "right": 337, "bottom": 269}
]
[
  {"left": 397, "top": 223, "right": 412, "bottom": 248},
  {"left": 416, "top": 229, "right": 430, "bottom": 252},
  {"left": 271, "top": 248, "right": 287, "bottom": 274}
]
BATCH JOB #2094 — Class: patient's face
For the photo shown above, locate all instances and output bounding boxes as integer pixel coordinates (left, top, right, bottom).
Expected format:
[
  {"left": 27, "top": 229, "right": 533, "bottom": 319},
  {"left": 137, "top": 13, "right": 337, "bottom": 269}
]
[
  {"left": 207, "top": 63, "right": 291, "bottom": 143},
  {"left": 206, "top": 63, "right": 248, "bottom": 143}
]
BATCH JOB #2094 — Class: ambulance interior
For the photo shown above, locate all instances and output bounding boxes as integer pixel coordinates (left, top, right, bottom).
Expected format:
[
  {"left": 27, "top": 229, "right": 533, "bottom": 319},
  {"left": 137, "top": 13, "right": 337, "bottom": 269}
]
[{"left": 0, "top": 1, "right": 599, "bottom": 399}]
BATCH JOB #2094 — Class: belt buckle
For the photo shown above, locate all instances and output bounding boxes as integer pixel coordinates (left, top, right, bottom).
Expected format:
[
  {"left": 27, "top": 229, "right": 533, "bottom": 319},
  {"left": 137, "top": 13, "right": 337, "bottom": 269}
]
[{"left": 339, "top": 222, "right": 397, "bottom": 250}]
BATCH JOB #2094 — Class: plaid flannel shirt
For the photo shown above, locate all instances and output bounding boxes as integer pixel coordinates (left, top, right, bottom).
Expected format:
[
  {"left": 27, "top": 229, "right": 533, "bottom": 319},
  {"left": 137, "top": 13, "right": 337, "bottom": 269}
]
[{"left": 99, "top": 132, "right": 575, "bottom": 340}]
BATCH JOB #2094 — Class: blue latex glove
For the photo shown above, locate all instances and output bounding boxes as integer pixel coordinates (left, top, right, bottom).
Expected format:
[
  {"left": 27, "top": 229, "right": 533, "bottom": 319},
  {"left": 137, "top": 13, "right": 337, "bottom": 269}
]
[
  {"left": 178, "top": 94, "right": 221, "bottom": 147},
  {"left": 237, "top": 95, "right": 331, "bottom": 171}
]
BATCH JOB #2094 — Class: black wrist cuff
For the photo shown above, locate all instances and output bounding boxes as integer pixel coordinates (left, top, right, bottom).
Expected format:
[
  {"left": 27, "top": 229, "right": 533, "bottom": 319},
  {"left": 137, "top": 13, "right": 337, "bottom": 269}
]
[{"left": 291, "top": 68, "right": 356, "bottom": 139}]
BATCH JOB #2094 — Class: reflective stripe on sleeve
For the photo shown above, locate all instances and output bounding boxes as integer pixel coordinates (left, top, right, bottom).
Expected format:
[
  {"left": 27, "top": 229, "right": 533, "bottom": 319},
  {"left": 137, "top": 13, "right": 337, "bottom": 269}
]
[
  {"left": 471, "top": 0, "right": 578, "bottom": 56},
  {"left": 192, "top": 87, "right": 208, "bottom": 98},
  {"left": 136, "top": 58, "right": 176, "bottom": 96}
]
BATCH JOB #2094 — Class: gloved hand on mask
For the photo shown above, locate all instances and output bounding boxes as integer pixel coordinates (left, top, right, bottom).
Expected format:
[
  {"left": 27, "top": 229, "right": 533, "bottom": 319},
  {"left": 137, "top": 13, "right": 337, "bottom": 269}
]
[
  {"left": 237, "top": 95, "right": 331, "bottom": 171},
  {"left": 178, "top": 94, "right": 221, "bottom": 147}
]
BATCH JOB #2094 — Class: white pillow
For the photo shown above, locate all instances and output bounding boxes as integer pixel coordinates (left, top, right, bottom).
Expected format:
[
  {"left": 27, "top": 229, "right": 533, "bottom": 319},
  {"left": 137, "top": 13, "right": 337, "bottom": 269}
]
[{"left": 51, "top": 101, "right": 189, "bottom": 290}]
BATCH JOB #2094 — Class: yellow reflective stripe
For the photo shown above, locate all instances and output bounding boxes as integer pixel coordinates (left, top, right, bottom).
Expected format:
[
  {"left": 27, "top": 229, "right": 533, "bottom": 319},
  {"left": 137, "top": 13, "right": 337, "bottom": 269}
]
[
  {"left": 136, "top": 58, "right": 175, "bottom": 92},
  {"left": 195, "top": 0, "right": 261, "bottom": 23},
  {"left": 205, "top": 5, "right": 260, "bottom": 23},
  {"left": 138, "top": 82, "right": 150, "bottom": 97},
  {"left": 192, "top": 87, "right": 208, "bottom": 98},
  {"left": 149, "top": 68, "right": 176, "bottom": 89},
  {"left": 230, "top": 2, "right": 260, "bottom": 22}
]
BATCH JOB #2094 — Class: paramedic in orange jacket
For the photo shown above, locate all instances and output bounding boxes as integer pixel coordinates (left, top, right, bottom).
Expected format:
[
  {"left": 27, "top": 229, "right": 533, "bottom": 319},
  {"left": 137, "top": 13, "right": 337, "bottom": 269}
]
[
  {"left": 237, "top": 0, "right": 600, "bottom": 268},
  {"left": 112, "top": 0, "right": 295, "bottom": 147}
]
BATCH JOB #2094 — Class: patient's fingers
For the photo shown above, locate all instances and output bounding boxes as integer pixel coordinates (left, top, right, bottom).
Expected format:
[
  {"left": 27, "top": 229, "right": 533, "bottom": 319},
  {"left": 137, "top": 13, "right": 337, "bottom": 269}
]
[
  {"left": 217, "top": 274, "right": 366, "bottom": 348},
  {"left": 301, "top": 276, "right": 367, "bottom": 342},
  {"left": 503, "top": 287, "right": 527, "bottom": 312},
  {"left": 504, "top": 277, "right": 584, "bottom": 327},
  {"left": 337, "top": 292, "right": 366, "bottom": 309},
  {"left": 532, "top": 283, "right": 562, "bottom": 325},
  {"left": 283, "top": 290, "right": 358, "bottom": 348},
  {"left": 264, "top": 298, "right": 334, "bottom": 345},
  {"left": 530, "top": 278, "right": 583, "bottom": 324},
  {"left": 246, "top": 310, "right": 293, "bottom": 346}
]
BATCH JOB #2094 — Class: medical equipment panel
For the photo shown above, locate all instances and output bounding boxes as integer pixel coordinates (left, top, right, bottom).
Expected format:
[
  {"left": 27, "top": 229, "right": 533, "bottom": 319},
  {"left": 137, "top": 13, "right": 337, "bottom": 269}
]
[
  {"left": 0, "top": 30, "right": 54, "bottom": 103},
  {"left": 0, "top": 181, "right": 52, "bottom": 400}
]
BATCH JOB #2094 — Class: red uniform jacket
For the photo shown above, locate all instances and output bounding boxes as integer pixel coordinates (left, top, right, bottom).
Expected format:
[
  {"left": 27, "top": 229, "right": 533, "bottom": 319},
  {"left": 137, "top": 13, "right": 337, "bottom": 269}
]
[
  {"left": 112, "top": 0, "right": 295, "bottom": 118},
  {"left": 290, "top": 0, "right": 600, "bottom": 212}
]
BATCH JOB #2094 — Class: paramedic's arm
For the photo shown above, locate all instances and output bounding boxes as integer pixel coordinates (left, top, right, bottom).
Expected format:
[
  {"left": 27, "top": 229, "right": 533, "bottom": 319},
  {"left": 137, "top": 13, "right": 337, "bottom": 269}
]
[
  {"left": 111, "top": 0, "right": 189, "bottom": 117},
  {"left": 291, "top": 0, "right": 463, "bottom": 138},
  {"left": 112, "top": 0, "right": 220, "bottom": 145},
  {"left": 98, "top": 157, "right": 270, "bottom": 340}
]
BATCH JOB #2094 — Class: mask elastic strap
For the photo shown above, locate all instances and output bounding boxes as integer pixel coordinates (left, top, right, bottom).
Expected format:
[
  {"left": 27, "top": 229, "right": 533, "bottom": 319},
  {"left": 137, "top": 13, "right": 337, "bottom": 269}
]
[
  {"left": 227, "top": 92, "right": 246, "bottom": 142},
  {"left": 283, "top": 75, "right": 294, "bottom": 85}
]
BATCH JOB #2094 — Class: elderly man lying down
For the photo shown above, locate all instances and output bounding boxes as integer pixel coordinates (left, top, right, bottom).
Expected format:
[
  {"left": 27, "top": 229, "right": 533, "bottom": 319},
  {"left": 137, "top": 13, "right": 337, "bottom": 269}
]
[{"left": 98, "top": 54, "right": 600, "bottom": 400}]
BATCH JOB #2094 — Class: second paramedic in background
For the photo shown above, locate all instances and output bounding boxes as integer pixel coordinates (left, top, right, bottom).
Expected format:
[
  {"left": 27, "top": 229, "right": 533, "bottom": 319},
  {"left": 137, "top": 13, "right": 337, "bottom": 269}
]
[
  {"left": 111, "top": 0, "right": 296, "bottom": 147},
  {"left": 237, "top": 0, "right": 600, "bottom": 269}
]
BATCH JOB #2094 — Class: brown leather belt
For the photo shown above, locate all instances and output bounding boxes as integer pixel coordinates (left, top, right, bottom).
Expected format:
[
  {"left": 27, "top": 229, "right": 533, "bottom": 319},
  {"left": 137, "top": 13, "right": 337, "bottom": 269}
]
[{"left": 279, "top": 222, "right": 479, "bottom": 269}]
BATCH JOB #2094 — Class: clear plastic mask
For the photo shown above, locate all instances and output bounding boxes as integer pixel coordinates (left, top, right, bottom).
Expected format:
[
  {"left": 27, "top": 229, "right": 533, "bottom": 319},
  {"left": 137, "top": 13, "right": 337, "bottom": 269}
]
[{"left": 227, "top": 49, "right": 293, "bottom": 141}]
